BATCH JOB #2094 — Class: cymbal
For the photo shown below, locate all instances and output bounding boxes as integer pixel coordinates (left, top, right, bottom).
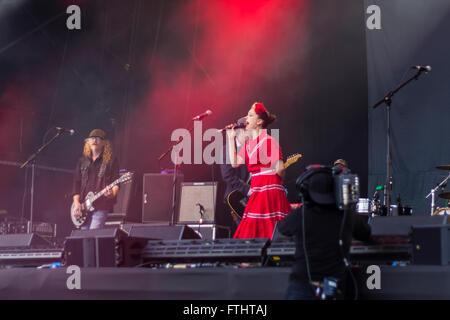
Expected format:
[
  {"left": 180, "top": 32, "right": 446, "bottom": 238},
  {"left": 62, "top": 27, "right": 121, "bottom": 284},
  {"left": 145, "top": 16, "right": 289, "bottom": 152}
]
[
  {"left": 437, "top": 165, "right": 450, "bottom": 170},
  {"left": 439, "top": 192, "right": 450, "bottom": 200}
]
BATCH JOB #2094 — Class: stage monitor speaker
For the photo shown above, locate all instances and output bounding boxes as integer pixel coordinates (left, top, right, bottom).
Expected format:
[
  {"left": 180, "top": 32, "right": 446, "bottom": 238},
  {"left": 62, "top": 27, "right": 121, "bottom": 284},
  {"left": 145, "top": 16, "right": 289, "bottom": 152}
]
[
  {"left": 271, "top": 221, "right": 293, "bottom": 241},
  {"left": 0, "top": 233, "right": 49, "bottom": 248},
  {"left": 126, "top": 224, "right": 200, "bottom": 240},
  {"left": 412, "top": 225, "right": 450, "bottom": 265},
  {"left": 368, "top": 215, "right": 449, "bottom": 236},
  {"left": 65, "top": 228, "right": 127, "bottom": 267},
  {"left": 186, "top": 224, "right": 231, "bottom": 240},
  {"left": 178, "top": 182, "right": 218, "bottom": 224},
  {"left": 266, "top": 222, "right": 295, "bottom": 266},
  {"left": 142, "top": 173, "right": 183, "bottom": 224}
]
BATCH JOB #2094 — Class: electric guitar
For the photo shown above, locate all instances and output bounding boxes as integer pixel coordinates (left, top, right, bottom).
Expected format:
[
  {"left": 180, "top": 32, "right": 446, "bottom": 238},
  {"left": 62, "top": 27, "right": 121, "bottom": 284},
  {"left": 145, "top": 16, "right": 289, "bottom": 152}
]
[
  {"left": 226, "top": 153, "right": 302, "bottom": 221},
  {"left": 70, "top": 172, "right": 133, "bottom": 228}
]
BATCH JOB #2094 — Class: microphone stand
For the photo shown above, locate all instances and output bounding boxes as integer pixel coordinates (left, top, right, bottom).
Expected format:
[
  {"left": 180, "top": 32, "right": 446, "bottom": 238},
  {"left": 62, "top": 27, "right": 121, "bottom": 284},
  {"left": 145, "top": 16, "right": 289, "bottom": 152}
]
[
  {"left": 20, "top": 130, "right": 64, "bottom": 233},
  {"left": 157, "top": 121, "right": 195, "bottom": 226},
  {"left": 196, "top": 203, "right": 205, "bottom": 236},
  {"left": 426, "top": 173, "right": 450, "bottom": 215},
  {"left": 372, "top": 68, "right": 429, "bottom": 216}
]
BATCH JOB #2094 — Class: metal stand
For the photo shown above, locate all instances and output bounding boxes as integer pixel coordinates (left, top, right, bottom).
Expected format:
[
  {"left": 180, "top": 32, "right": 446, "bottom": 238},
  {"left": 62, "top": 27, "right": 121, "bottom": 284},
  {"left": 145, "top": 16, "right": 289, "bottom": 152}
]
[
  {"left": 426, "top": 173, "right": 450, "bottom": 215},
  {"left": 158, "top": 122, "right": 196, "bottom": 226},
  {"left": 20, "top": 131, "right": 64, "bottom": 233},
  {"left": 158, "top": 143, "right": 181, "bottom": 226},
  {"left": 171, "top": 153, "right": 180, "bottom": 226},
  {"left": 372, "top": 68, "right": 430, "bottom": 215},
  {"left": 384, "top": 102, "right": 392, "bottom": 210}
]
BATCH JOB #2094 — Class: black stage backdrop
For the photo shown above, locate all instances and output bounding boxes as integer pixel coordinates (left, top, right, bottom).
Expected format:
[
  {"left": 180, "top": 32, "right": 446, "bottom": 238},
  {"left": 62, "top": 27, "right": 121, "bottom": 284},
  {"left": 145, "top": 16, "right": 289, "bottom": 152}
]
[
  {"left": 365, "top": 0, "right": 450, "bottom": 215},
  {"left": 0, "top": 0, "right": 367, "bottom": 239}
]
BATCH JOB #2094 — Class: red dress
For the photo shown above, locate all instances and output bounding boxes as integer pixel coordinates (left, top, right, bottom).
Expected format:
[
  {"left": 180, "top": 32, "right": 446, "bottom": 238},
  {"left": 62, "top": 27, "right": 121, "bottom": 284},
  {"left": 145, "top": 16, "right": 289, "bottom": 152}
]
[{"left": 233, "top": 131, "right": 292, "bottom": 239}]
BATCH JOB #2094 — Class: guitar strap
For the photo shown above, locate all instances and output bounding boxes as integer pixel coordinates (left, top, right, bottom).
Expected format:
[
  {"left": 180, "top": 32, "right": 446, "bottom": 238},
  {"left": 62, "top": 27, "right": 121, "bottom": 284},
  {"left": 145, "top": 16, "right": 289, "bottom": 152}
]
[
  {"left": 96, "top": 161, "right": 107, "bottom": 192},
  {"left": 80, "top": 157, "right": 90, "bottom": 198}
]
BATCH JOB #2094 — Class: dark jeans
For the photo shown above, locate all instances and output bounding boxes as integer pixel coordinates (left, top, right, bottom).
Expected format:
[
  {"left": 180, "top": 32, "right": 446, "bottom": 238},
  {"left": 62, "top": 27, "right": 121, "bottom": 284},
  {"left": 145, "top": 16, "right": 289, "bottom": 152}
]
[{"left": 285, "top": 281, "right": 316, "bottom": 300}]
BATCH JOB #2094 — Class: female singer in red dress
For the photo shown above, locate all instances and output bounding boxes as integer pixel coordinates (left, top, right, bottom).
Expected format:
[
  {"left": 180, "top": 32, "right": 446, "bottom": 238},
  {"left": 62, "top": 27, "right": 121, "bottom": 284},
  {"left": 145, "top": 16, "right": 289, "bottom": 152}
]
[{"left": 226, "top": 102, "right": 292, "bottom": 238}]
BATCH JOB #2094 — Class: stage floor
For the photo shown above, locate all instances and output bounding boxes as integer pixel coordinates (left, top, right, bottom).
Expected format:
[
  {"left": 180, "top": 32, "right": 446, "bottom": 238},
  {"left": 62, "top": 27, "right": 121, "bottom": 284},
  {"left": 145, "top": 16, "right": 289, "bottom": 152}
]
[{"left": 1, "top": 264, "right": 450, "bottom": 300}]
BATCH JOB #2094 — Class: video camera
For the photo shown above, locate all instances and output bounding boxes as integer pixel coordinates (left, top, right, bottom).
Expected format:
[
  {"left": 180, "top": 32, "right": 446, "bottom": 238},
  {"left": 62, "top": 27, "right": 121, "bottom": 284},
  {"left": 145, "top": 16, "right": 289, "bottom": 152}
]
[
  {"left": 296, "top": 165, "right": 360, "bottom": 210},
  {"left": 332, "top": 167, "right": 360, "bottom": 210}
]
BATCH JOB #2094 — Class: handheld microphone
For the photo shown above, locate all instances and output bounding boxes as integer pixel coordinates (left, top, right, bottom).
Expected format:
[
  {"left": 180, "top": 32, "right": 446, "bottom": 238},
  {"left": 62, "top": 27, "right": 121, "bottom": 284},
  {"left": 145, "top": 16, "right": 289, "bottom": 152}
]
[
  {"left": 411, "top": 65, "right": 431, "bottom": 72},
  {"left": 56, "top": 127, "right": 75, "bottom": 135},
  {"left": 217, "top": 122, "right": 246, "bottom": 132},
  {"left": 192, "top": 110, "right": 212, "bottom": 121}
]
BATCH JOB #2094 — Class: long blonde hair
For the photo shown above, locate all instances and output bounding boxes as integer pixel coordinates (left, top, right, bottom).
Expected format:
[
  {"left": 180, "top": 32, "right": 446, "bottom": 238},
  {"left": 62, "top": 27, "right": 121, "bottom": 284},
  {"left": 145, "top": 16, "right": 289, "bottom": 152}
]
[{"left": 83, "top": 139, "right": 113, "bottom": 164}]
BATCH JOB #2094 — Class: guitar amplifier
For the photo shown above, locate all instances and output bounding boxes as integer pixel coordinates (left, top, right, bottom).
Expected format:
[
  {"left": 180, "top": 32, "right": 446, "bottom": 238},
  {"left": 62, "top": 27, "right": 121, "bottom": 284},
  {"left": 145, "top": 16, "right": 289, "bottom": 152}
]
[
  {"left": 178, "top": 182, "right": 218, "bottom": 224},
  {"left": 142, "top": 173, "right": 183, "bottom": 224}
]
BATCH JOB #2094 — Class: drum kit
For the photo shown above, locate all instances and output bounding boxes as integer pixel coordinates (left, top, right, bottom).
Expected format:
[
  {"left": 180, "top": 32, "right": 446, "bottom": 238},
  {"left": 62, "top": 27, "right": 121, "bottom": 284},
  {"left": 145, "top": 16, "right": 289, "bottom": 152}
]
[
  {"left": 356, "top": 164, "right": 450, "bottom": 217},
  {"left": 426, "top": 164, "right": 450, "bottom": 216},
  {"left": 356, "top": 195, "right": 412, "bottom": 217}
]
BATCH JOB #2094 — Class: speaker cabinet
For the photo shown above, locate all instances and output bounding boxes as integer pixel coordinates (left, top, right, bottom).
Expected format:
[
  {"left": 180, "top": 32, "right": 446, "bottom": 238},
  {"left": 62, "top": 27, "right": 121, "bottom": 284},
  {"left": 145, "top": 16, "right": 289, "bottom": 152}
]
[
  {"left": 369, "top": 215, "right": 449, "bottom": 236},
  {"left": 142, "top": 173, "right": 183, "bottom": 224},
  {"left": 266, "top": 222, "right": 295, "bottom": 266},
  {"left": 271, "top": 221, "right": 293, "bottom": 241},
  {"left": 64, "top": 228, "right": 127, "bottom": 267},
  {"left": 412, "top": 225, "right": 450, "bottom": 265},
  {"left": 178, "top": 182, "right": 218, "bottom": 224}
]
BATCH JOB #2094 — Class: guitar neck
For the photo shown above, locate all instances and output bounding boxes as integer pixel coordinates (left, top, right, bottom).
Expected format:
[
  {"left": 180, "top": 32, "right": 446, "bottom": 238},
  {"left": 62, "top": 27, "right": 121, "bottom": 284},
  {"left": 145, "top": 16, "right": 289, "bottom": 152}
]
[
  {"left": 90, "top": 180, "right": 119, "bottom": 202},
  {"left": 285, "top": 154, "right": 301, "bottom": 169},
  {"left": 250, "top": 158, "right": 299, "bottom": 178}
]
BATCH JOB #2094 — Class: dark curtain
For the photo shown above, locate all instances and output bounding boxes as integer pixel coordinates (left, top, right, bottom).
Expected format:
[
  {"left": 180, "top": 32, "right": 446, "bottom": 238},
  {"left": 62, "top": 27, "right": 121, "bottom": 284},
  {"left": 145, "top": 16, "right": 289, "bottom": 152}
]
[{"left": 365, "top": 0, "right": 450, "bottom": 215}]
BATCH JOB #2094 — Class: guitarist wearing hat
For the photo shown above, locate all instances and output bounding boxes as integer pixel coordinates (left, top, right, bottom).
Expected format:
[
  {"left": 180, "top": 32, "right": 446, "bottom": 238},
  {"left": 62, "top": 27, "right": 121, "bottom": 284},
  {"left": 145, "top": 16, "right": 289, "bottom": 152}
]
[{"left": 72, "top": 129, "right": 119, "bottom": 229}]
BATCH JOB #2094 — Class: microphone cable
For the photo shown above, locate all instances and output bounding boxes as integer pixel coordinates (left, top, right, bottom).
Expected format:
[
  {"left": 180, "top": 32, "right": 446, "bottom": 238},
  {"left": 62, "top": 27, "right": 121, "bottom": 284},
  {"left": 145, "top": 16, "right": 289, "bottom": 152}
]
[
  {"left": 300, "top": 196, "right": 314, "bottom": 296},
  {"left": 338, "top": 204, "right": 358, "bottom": 300}
]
